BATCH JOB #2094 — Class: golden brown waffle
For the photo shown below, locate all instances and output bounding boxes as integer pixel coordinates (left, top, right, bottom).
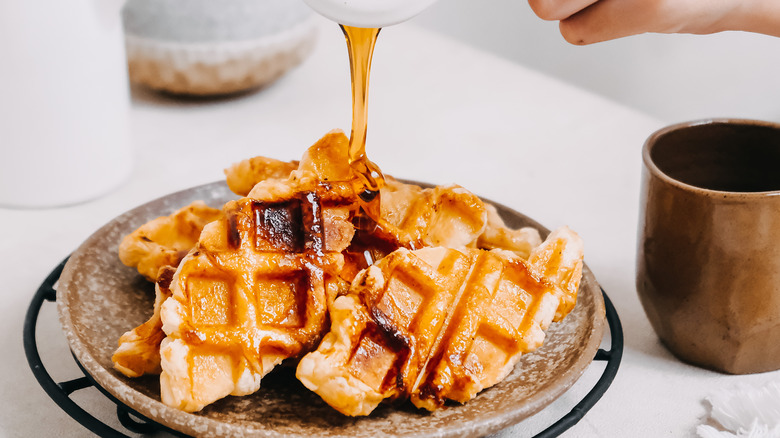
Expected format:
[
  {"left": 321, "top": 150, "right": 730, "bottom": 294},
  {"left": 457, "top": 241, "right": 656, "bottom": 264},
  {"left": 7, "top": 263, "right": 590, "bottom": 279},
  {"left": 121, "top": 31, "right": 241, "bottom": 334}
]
[
  {"left": 113, "top": 266, "right": 176, "bottom": 377},
  {"left": 297, "top": 227, "right": 583, "bottom": 416},
  {"left": 379, "top": 177, "right": 488, "bottom": 249},
  {"left": 527, "top": 227, "right": 584, "bottom": 321},
  {"left": 118, "top": 201, "right": 223, "bottom": 282},
  {"left": 114, "top": 131, "right": 356, "bottom": 382},
  {"left": 378, "top": 177, "right": 544, "bottom": 258},
  {"left": 158, "top": 175, "right": 358, "bottom": 411},
  {"left": 477, "top": 203, "right": 542, "bottom": 259},
  {"left": 120, "top": 158, "right": 299, "bottom": 282},
  {"left": 224, "top": 156, "right": 299, "bottom": 196},
  {"left": 337, "top": 177, "right": 493, "bottom": 281}
]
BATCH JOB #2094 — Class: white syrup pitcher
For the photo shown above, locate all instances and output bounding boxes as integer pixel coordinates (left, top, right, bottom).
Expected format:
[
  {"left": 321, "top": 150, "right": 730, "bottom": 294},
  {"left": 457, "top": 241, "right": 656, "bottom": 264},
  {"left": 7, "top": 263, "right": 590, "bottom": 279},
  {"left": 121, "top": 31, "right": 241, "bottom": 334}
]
[{"left": 303, "top": 0, "right": 438, "bottom": 27}]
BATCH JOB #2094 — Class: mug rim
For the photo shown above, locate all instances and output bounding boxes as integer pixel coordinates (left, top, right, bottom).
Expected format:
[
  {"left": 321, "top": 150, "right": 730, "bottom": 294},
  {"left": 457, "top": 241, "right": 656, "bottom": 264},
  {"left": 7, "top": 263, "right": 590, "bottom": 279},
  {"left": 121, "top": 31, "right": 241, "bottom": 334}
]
[{"left": 643, "top": 118, "right": 780, "bottom": 198}]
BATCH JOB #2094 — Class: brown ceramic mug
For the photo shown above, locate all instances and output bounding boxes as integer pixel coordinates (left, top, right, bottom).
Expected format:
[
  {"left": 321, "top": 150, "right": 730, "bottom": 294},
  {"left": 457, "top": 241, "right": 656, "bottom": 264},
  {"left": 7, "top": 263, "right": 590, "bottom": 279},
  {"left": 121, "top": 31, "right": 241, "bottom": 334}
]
[{"left": 637, "top": 119, "right": 780, "bottom": 374}]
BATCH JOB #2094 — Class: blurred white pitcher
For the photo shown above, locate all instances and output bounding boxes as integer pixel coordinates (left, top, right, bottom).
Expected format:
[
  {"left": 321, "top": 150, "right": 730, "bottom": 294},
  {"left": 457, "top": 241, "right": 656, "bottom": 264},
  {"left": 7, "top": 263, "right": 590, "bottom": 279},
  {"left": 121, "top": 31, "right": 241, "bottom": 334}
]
[
  {"left": 303, "top": 0, "right": 439, "bottom": 27},
  {"left": 0, "top": 0, "right": 131, "bottom": 208}
]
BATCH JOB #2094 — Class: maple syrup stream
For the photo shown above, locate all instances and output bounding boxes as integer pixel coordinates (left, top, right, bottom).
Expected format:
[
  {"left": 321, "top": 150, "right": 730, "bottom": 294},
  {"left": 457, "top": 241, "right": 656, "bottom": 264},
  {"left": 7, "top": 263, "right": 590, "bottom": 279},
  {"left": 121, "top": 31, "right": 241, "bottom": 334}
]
[{"left": 341, "top": 25, "right": 385, "bottom": 222}]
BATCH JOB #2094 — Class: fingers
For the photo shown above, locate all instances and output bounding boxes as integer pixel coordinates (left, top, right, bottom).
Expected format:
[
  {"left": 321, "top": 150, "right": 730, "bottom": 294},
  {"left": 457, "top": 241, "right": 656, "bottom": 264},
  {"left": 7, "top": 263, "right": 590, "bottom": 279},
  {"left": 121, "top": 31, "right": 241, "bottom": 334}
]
[
  {"left": 556, "top": 0, "right": 740, "bottom": 45},
  {"left": 559, "top": 0, "right": 664, "bottom": 45},
  {"left": 529, "top": 0, "right": 764, "bottom": 45},
  {"left": 528, "top": 0, "right": 598, "bottom": 21}
]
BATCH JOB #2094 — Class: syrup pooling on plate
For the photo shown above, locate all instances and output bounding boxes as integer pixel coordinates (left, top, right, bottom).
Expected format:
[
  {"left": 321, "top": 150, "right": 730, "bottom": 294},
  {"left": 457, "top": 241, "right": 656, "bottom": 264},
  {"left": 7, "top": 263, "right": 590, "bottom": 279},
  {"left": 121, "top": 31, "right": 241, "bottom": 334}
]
[{"left": 342, "top": 25, "right": 385, "bottom": 221}]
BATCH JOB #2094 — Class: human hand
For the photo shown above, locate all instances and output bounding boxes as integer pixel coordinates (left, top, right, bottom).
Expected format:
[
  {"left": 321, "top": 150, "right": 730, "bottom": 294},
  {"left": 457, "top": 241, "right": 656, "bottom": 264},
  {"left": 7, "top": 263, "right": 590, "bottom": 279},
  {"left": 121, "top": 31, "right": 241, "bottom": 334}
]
[{"left": 528, "top": 0, "right": 780, "bottom": 44}]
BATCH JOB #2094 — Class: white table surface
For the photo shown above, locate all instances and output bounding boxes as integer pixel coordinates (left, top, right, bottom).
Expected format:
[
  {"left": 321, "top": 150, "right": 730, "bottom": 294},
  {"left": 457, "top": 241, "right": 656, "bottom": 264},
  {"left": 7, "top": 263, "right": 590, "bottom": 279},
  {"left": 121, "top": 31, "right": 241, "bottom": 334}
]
[{"left": 4, "top": 18, "right": 779, "bottom": 438}]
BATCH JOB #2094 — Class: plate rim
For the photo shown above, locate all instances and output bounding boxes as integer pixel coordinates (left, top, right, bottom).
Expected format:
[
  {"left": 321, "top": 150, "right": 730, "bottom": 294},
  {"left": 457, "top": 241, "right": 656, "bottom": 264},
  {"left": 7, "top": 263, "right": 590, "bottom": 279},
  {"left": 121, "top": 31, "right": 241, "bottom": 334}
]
[{"left": 57, "top": 180, "right": 606, "bottom": 438}]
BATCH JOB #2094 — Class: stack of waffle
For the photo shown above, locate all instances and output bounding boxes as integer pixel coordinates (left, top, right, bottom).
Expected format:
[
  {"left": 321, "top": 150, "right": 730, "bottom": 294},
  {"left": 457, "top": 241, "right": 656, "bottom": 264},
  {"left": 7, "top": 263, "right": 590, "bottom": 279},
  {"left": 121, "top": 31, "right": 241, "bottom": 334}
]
[{"left": 112, "top": 130, "right": 584, "bottom": 415}]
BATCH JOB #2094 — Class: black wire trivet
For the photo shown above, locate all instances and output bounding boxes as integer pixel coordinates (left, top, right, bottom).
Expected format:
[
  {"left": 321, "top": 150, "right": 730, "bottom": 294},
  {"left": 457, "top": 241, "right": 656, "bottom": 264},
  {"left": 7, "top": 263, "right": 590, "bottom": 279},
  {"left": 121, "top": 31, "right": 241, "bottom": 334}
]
[{"left": 24, "top": 257, "right": 624, "bottom": 438}]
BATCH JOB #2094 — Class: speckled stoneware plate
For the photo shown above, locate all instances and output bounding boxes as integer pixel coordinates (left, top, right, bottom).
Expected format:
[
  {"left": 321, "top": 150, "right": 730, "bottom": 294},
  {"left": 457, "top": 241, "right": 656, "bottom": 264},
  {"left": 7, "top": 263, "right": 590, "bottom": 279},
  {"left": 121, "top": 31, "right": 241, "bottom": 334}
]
[{"left": 58, "top": 181, "right": 606, "bottom": 438}]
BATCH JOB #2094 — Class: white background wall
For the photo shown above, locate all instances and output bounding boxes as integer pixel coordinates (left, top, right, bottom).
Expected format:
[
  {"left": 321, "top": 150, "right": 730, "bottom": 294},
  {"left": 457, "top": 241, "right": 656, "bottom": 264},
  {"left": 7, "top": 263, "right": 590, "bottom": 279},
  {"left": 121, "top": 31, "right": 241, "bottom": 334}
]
[{"left": 414, "top": 0, "right": 780, "bottom": 123}]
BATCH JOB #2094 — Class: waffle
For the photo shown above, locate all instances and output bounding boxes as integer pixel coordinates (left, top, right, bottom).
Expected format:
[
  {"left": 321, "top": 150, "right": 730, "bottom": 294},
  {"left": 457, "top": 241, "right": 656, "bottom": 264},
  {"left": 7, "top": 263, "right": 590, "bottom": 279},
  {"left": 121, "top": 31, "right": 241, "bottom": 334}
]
[
  {"left": 113, "top": 266, "right": 176, "bottom": 377},
  {"left": 157, "top": 159, "right": 360, "bottom": 411},
  {"left": 379, "top": 177, "right": 488, "bottom": 249},
  {"left": 118, "top": 201, "right": 222, "bottom": 281},
  {"left": 378, "top": 178, "right": 544, "bottom": 257},
  {"left": 296, "top": 226, "right": 583, "bottom": 416},
  {"left": 477, "top": 203, "right": 542, "bottom": 259},
  {"left": 224, "top": 156, "right": 298, "bottom": 196},
  {"left": 120, "top": 157, "right": 299, "bottom": 282},
  {"left": 527, "top": 226, "right": 583, "bottom": 322},
  {"left": 338, "top": 177, "right": 493, "bottom": 281},
  {"left": 113, "top": 132, "right": 356, "bottom": 387}
]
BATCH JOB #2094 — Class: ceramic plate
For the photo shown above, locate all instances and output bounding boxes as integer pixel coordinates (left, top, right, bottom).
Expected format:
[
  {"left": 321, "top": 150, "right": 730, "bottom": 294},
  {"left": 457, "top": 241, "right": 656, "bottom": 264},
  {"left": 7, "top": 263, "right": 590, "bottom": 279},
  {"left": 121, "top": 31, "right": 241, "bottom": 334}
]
[{"left": 58, "top": 181, "right": 606, "bottom": 438}]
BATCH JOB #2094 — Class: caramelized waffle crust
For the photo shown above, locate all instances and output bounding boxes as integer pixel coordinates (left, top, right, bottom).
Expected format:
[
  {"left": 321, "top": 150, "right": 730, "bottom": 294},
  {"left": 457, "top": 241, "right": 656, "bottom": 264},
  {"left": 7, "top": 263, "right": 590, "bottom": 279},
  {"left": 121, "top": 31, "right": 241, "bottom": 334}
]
[
  {"left": 297, "top": 227, "right": 583, "bottom": 416},
  {"left": 118, "top": 201, "right": 223, "bottom": 282},
  {"left": 157, "top": 185, "right": 359, "bottom": 412},
  {"left": 223, "top": 156, "right": 298, "bottom": 197},
  {"left": 112, "top": 266, "right": 176, "bottom": 377}
]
